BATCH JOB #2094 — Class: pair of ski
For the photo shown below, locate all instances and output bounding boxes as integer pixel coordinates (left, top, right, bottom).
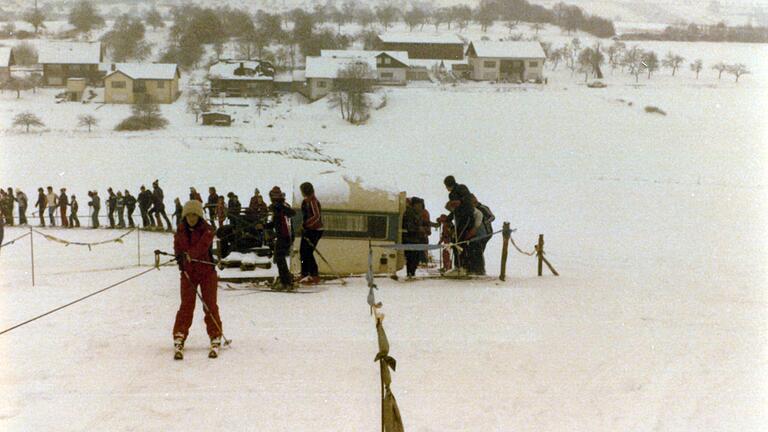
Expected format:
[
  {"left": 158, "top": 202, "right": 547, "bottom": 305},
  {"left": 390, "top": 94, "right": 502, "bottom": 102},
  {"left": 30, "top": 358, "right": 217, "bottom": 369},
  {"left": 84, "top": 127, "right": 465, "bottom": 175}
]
[
  {"left": 174, "top": 340, "right": 220, "bottom": 360},
  {"left": 223, "top": 282, "right": 325, "bottom": 294}
]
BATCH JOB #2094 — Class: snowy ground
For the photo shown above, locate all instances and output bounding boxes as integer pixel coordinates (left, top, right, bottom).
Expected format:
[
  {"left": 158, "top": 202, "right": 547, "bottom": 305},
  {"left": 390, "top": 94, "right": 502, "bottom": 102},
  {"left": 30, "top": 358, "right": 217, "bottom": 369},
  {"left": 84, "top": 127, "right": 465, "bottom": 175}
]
[{"left": 1, "top": 35, "right": 768, "bottom": 430}]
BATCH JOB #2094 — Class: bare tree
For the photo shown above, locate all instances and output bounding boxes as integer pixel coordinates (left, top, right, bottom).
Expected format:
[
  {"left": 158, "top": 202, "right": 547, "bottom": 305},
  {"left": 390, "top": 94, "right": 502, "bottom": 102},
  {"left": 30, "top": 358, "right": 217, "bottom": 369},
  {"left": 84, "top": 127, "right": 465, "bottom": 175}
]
[
  {"left": 712, "top": 62, "right": 727, "bottom": 80},
  {"left": 690, "top": 59, "right": 703, "bottom": 79},
  {"left": 662, "top": 51, "right": 685, "bottom": 76},
  {"left": 643, "top": 50, "right": 659, "bottom": 79},
  {"left": 726, "top": 63, "right": 749, "bottom": 82},
  {"left": 77, "top": 114, "right": 98, "bottom": 132},
  {"left": 13, "top": 112, "right": 44, "bottom": 132},
  {"left": 329, "top": 62, "right": 373, "bottom": 124},
  {"left": 623, "top": 46, "right": 645, "bottom": 83},
  {"left": 186, "top": 88, "right": 211, "bottom": 122},
  {"left": 4, "top": 77, "right": 31, "bottom": 99}
]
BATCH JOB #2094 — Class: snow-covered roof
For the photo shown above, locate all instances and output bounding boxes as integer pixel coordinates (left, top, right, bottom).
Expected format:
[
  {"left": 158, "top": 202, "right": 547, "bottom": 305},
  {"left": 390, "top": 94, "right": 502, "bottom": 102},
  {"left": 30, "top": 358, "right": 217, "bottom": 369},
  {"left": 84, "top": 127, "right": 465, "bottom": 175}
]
[
  {"left": 274, "top": 70, "right": 307, "bottom": 83},
  {"left": 0, "top": 47, "right": 12, "bottom": 67},
  {"left": 292, "top": 175, "right": 401, "bottom": 212},
  {"left": 320, "top": 50, "right": 410, "bottom": 67},
  {"left": 467, "top": 41, "right": 546, "bottom": 59},
  {"left": 208, "top": 60, "right": 274, "bottom": 81},
  {"left": 38, "top": 41, "right": 102, "bottom": 65},
  {"left": 305, "top": 56, "right": 377, "bottom": 79},
  {"left": 103, "top": 63, "right": 179, "bottom": 80},
  {"left": 378, "top": 33, "right": 464, "bottom": 45}
]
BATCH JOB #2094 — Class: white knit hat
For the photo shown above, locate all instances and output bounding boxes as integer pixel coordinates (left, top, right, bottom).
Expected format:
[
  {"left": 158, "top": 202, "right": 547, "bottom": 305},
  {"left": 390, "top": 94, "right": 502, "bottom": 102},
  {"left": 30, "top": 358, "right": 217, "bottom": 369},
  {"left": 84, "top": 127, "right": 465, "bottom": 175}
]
[{"left": 181, "top": 200, "right": 204, "bottom": 218}]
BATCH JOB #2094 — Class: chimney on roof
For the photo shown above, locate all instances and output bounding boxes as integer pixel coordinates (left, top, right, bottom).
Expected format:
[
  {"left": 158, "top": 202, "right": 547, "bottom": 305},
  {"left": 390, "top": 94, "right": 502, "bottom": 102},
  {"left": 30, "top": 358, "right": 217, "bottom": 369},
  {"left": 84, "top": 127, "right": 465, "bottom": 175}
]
[
  {"left": 110, "top": 63, "right": 116, "bottom": 71},
  {"left": 240, "top": 62, "right": 244, "bottom": 69}
]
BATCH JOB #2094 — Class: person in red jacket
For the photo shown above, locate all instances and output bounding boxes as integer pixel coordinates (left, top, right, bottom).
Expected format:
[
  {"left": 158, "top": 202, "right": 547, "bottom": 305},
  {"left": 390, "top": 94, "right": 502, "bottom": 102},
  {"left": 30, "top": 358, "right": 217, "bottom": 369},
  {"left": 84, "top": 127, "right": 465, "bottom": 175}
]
[
  {"left": 299, "top": 182, "right": 323, "bottom": 285},
  {"left": 172, "top": 200, "right": 222, "bottom": 356}
]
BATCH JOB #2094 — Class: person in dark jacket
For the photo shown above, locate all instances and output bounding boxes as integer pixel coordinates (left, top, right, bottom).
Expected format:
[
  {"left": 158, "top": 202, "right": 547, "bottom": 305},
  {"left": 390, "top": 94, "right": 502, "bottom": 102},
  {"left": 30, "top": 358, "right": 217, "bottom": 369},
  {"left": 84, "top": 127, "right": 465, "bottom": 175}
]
[
  {"left": 106, "top": 188, "right": 117, "bottom": 228},
  {"left": 266, "top": 186, "right": 296, "bottom": 291},
  {"left": 226, "top": 193, "right": 241, "bottom": 225},
  {"left": 137, "top": 185, "right": 153, "bottom": 228},
  {"left": 173, "top": 197, "right": 183, "bottom": 227},
  {"left": 3, "top": 187, "right": 14, "bottom": 226},
  {"left": 443, "top": 176, "right": 473, "bottom": 273},
  {"left": 88, "top": 191, "right": 101, "bottom": 228},
  {"left": 247, "top": 189, "right": 269, "bottom": 246},
  {"left": 124, "top": 190, "right": 137, "bottom": 228},
  {"left": 116, "top": 191, "right": 126, "bottom": 228},
  {"left": 59, "top": 188, "right": 69, "bottom": 228},
  {"left": 150, "top": 180, "right": 173, "bottom": 232},
  {"left": 206, "top": 187, "right": 219, "bottom": 229},
  {"left": 36, "top": 188, "right": 47, "bottom": 227},
  {"left": 69, "top": 195, "right": 80, "bottom": 227},
  {"left": 299, "top": 182, "right": 323, "bottom": 285},
  {"left": 189, "top": 187, "right": 203, "bottom": 203},
  {"left": 16, "top": 189, "right": 28, "bottom": 225},
  {"left": 172, "top": 200, "right": 222, "bottom": 357},
  {"left": 402, "top": 198, "right": 425, "bottom": 278}
]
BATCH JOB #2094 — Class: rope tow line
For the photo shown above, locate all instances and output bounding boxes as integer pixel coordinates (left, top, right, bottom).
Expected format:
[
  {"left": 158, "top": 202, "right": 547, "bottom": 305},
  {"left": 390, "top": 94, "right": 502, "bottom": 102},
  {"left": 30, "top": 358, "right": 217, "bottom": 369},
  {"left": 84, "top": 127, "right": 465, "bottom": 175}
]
[
  {"left": 0, "top": 258, "right": 175, "bottom": 337},
  {"left": 0, "top": 231, "right": 31, "bottom": 249},
  {"left": 32, "top": 228, "right": 135, "bottom": 251}
]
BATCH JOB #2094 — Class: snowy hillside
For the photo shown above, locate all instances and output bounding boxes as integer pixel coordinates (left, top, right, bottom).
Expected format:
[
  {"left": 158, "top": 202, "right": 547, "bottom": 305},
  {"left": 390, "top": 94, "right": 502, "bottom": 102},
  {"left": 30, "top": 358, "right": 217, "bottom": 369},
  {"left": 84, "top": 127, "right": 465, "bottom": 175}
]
[{"left": 1, "top": 21, "right": 768, "bottom": 432}]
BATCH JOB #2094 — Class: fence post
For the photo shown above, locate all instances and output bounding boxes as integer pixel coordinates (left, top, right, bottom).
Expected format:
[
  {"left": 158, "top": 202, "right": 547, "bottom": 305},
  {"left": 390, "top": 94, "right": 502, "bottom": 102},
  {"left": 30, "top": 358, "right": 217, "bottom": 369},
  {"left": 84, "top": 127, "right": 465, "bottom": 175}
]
[
  {"left": 535, "top": 234, "right": 559, "bottom": 277},
  {"left": 499, "top": 222, "right": 511, "bottom": 281},
  {"left": 137, "top": 228, "right": 141, "bottom": 266},
  {"left": 30, "top": 226, "right": 35, "bottom": 287},
  {"left": 536, "top": 234, "right": 544, "bottom": 276}
]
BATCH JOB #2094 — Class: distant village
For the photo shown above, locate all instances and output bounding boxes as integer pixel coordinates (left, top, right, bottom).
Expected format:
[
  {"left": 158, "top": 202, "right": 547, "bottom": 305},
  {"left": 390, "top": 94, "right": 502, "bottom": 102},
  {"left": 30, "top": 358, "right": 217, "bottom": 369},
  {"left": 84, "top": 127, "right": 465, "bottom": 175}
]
[{"left": 0, "top": 34, "right": 547, "bottom": 106}]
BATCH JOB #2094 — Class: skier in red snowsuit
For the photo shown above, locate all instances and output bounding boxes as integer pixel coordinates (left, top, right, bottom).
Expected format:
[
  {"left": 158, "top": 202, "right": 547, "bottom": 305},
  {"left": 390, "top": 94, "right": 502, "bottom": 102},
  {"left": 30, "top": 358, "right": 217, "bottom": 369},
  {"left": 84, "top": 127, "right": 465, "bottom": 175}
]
[{"left": 172, "top": 200, "right": 222, "bottom": 349}]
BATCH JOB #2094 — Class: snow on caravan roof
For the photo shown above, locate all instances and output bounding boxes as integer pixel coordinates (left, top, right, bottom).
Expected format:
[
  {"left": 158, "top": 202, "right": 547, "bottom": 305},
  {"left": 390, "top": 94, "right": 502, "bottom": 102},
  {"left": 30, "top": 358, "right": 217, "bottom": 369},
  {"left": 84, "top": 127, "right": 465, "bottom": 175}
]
[
  {"left": 293, "top": 175, "right": 402, "bottom": 213},
  {"left": 378, "top": 33, "right": 464, "bottom": 45},
  {"left": 103, "top": 63, "right": 179, "bottom": 80},
  {"left": 304, "top": 56, "right": 377, "bottom": 79},
  {"left": 38, "top": 41, "right": 102, "bottom": 64},
  {"left": 468, "top": 41, "right": 546, "bottom": 59}
]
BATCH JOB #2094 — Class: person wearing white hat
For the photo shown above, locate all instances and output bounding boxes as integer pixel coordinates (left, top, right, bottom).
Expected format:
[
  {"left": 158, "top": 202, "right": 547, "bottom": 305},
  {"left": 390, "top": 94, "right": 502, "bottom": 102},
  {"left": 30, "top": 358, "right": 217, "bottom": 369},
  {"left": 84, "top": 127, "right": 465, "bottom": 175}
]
[{"left": 172, "top": 200, "right": 222, "bottom": 360}]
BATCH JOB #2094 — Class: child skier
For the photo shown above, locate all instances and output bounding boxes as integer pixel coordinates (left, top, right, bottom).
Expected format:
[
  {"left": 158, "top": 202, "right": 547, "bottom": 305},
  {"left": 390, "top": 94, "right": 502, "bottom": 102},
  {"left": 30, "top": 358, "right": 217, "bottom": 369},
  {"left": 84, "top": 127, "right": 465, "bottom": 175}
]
[
  {"left": 266, "top": 186, "right": 296, "bottom": 291},
  {"left": 172, "top": 200, "right": 222, "bottom": 360}
]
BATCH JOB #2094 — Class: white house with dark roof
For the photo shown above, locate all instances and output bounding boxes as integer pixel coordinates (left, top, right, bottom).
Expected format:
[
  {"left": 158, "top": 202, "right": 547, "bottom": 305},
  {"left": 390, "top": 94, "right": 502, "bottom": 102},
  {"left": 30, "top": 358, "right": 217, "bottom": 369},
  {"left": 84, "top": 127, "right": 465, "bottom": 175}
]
[
  {"left": 103, "top": 63, "right": 180, "bottom": 104},
  {"left": 0, "top": 47, "right": 14, "bottom": 81},
  {"left": 466, "top": 41, "right": 546, "bottom": 82},
  {"left": 208, "top": 59, "right": 276, "bottom": 96},
  {"left": 38, "top": 41, "right": 103, "bottom": 86},
  {"left": 303, "top": 56, "right": 377, "bottom": 100},
  {"left": 320, "top": 50, "right": 410, "bottom": 85}
]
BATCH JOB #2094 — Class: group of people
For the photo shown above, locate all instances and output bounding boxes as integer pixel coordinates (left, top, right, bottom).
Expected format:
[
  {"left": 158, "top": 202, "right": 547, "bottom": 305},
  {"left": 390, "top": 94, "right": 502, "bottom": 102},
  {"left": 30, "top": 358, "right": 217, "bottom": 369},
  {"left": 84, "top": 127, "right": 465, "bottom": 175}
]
[
  {"left": 401, "top": 176, "right": 495, "bottom": 277},
  {"left": 171, "top": 181, "right": 325, "bottom": 358}
]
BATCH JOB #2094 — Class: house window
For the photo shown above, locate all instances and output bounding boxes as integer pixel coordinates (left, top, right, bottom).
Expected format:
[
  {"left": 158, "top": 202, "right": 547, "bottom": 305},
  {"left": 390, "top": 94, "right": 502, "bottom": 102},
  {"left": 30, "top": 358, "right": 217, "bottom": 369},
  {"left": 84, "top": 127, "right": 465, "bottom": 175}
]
[
  {"left": 111, "top": 81, "right": 126, "bottom": 88},
  {"left": 317, "top": 80, "right": 327, "bottom": 88},
  {"left": 157, "top": 80, "right": 165, "bottom": 88},
  {"left": 529, "top": 61, "right": 539, "bottom": 67},
  {"left": 384, "top": 57, "right": 391, "bottom": 65},
  {"left": 483, "top": 61, "right": 496, "bottom": 68},
  {"left": 134, "top": 81, "right": 146, "bottom": 92},
  {"left": 380, "top": 72, "right": 394, "bottom": 79}
]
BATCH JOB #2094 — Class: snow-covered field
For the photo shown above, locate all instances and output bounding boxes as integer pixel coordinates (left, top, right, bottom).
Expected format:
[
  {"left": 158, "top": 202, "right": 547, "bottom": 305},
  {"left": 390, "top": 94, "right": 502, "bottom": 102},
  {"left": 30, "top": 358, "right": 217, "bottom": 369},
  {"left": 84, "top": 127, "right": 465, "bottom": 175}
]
[{"left": 1, "top": 36, "right": 768, "bottom": 430}]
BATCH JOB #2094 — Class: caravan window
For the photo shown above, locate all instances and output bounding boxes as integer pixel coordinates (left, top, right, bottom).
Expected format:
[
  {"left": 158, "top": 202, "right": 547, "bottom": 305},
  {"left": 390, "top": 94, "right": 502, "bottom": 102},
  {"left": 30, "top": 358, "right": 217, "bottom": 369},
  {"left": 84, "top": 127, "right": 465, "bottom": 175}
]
[{"left": 322, "top": 212, "right": 389, "bottom": 239}]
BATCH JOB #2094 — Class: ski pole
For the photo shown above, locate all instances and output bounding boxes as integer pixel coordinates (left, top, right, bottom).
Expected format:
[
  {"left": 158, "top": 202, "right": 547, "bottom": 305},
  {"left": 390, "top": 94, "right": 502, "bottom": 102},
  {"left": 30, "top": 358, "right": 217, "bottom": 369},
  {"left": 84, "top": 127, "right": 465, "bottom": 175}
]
[
  {"left": 181, "top": 270, "right": 231, "bottom": 347},
  {"left": 303, "top": 236, "right": 346, "bottom": 285},
  {"left": 155, "top": 251, "right": 231, "bottom": 347}
]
